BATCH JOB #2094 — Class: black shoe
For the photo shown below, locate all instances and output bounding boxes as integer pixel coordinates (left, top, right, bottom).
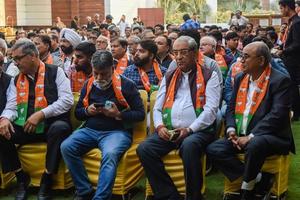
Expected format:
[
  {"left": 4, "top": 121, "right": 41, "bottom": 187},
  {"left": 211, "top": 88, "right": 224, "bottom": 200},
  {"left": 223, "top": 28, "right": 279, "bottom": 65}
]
[
  {"left": 73, "top": 190, "right": 95, "bottom": 200},
  {"left": 15, "top": 173, "right": 31, "bottom": 200},
  {"left": 254, "top": 172, "right": 275, "bottom": 200},
  {"left": 37, "top": 173, "right": 53, "bottom": 200},
  {"left": 240, "top": 189, "right": 255, "bottom": 200},
  {"left": 223, "top": 192, "right": 241, "bottom": 200}
]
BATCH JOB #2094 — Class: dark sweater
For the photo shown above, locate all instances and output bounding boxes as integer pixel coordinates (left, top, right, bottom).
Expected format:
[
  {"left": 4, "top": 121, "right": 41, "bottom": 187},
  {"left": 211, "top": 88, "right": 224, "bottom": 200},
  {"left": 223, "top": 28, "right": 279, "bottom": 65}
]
[{"left": 75, "top": 75, "right": 145, "bottom": 131}]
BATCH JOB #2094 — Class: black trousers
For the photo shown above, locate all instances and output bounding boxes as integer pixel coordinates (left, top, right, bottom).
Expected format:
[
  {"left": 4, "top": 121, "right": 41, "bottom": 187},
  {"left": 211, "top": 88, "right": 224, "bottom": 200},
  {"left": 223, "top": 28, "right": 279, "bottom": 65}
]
[
  {"left": 0, "top": 120, "right": 71, "bottom": 174},
  {"left": 206, "top": 135, "right": 291, "bottom": 183},
  {"left": 137, "top": 132, "right": 215, "bottom": 200},
  {"left": 286, "top": 65, "right": 300, "bottom": 118}
]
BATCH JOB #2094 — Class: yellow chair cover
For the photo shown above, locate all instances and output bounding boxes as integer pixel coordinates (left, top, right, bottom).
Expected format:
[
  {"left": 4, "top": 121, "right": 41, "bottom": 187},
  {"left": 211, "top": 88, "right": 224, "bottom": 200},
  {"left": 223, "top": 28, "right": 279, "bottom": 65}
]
[
  {"left": 224, "top": 154, "right": 291, "bottom": 197},
  {"left": 18, "top": 144, "right": 73, "bottom": 189},
  {"left": 82, "top": 90, "right": 148, "bottom": 195},
  {"left": 146, "top": 91, "right": 206, "bottom": 197},
  {"left": 0, "top": 166, "right": 15, "bottom": 189}
]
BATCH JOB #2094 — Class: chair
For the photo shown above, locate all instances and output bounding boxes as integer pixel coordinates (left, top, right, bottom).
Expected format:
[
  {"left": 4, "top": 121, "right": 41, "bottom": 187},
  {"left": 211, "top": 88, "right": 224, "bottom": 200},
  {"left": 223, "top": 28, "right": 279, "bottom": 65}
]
[
  {"left": 0, "top": 167, "right": 15, "bottom": 189},
  {"left": 223, "top": 154, "right": 291, "bottom": 200},
  {"left": 82, "top": 90, "right": 148, "bottom": 197},
  {"left": 145, "top": 91, "right": 207, "bottom": 198},
  {"left": 17, "top": 144, "right": 73, "bottom": 189}
]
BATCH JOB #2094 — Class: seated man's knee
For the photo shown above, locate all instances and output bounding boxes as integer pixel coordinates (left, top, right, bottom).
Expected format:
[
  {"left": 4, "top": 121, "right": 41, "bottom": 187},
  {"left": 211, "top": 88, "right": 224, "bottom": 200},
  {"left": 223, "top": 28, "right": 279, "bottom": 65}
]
[
  {"left": 102, "top": 150, "right": 121, "bottom": 166},
  {"left": 60, "top": 138, "right": 73, "bottom": 156},
  {"left": 180, "top": 137, "right": 201, "bottom": 156},
  {"left": 206, "top": 140, "right": 227, "bottom": 158},
  {"left": 136, "top": 141, "right": 151, "bottom": 159},
  {"left": 48, "top": 121, "right": 70, "bottom": 137},
  {"left": 245, "top": 138, "right": 267, "bottom": 156}
]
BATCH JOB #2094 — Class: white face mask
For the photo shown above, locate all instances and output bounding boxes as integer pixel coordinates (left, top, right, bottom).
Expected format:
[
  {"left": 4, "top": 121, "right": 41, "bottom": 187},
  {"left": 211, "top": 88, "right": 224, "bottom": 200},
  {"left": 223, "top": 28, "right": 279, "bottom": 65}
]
[{"left": 94, "top": 79, "right": 112, "bottom": 90}]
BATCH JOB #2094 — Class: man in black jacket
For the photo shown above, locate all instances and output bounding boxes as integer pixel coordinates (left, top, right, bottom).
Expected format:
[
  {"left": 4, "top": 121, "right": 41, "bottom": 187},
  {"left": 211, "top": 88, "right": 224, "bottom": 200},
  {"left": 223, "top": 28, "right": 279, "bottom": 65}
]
[
  {"left": 61, "top": 50, "right": 145, "bottom": 200},
  {"left": 207, "top": 42, "right": 295, "bottom": 200},
  {"left": 278, "top": 0, "right": 300, "bottom": 120}
]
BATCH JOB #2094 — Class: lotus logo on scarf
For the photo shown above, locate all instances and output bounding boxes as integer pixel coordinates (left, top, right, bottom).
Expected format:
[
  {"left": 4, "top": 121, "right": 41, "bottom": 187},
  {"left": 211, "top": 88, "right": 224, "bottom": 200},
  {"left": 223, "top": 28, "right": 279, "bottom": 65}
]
[{"left": 19, "top": 92, "right": 26, "bottom": 97}]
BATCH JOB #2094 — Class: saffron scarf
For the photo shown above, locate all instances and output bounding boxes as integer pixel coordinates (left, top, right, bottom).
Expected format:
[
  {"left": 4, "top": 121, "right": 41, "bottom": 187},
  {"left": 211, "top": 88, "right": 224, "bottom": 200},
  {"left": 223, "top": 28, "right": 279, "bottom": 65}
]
[
  {"left": 162, "top": 55, "right": 206, "bottom": 130},
  {"left": 231, "top": 61, "right": 243, "bottom": 85},
  {"left": 83, "top": 71, "right": 129, "bottom": 109},
  {"left": 137, "top": 60, "right": 163, "bottom": 93},
  {"left": 71, "top": 70, "right": 90, "bottom": 93},
  {"left": 115, "top": 54, "right": 128, "bottom": 74},
  {"left": 215, "top": 53, "right": 228, "bottom": 79},
  {"left": 15, "top": 62, "right": 48, "bottom": 134},
  {"left": 235, "top": 65, "right": 271, "bottom": 135}
]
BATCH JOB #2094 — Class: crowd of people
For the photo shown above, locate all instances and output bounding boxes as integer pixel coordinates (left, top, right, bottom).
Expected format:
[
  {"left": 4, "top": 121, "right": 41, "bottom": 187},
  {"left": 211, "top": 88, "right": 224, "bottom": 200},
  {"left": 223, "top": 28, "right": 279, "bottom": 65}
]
[{"left": 0, "top": 0, "right": 299, "bottom": 200}]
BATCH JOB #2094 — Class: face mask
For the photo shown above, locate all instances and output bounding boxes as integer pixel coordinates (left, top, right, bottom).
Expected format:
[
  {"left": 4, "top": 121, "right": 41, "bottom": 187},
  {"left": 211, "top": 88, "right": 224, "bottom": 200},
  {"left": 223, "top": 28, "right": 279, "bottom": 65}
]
[
  {"left": 61, "top": 45, "right": 74, "bottom": 55},
  {"left": 94, "top": 79, "right": 112, "bottom": 90}
]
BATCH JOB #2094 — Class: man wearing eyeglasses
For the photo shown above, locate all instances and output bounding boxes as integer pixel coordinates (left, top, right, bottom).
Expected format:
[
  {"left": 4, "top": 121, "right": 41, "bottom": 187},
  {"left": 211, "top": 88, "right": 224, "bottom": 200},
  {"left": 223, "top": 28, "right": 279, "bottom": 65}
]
[
  {"left": 207, "top": 42, "right": 295, "bottom": 200},
  {"left": 0, "top": 39, "right": 73, "bottom": 200},
  {"left": 137, "top": 36, "right": 221, "bottom": 200}
]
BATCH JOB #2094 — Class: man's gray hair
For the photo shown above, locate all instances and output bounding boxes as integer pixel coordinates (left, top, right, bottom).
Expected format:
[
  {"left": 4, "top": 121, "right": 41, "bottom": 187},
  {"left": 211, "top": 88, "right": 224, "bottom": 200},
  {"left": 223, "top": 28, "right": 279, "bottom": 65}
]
[
  {"left": 11, "top": 38, "right": 39, "bottom": 57},
  {"left": 200, "top": 36, "right": 217, "bottom": 51},
  {"left": 0, "top": 38, "right": 7, "bottom": 54},
  {"left": 128, "top": 35, "right": 141, "bottom": 43},
  {"left": 175, "top": 36, "right": 198, "bottom": 52},
  {"left": 254, "top": 41, "right": 272, "bottom": 64},
  {"left": 92, "top": 50, "right": 114, "bottom": 70}
]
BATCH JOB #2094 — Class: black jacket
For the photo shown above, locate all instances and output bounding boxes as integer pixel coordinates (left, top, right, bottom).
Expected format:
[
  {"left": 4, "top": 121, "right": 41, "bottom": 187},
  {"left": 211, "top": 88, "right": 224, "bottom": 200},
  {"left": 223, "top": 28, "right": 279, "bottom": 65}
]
[
  {"left": 282, "top": 14, "right": 300, "bottom": 77},
  {"left": 226, "top": 68, "right": 295, "bottom": 154}
]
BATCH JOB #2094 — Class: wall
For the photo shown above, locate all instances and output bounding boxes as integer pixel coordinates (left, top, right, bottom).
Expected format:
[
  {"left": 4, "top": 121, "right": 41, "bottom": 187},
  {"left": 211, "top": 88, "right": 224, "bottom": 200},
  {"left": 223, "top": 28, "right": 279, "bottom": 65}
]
[
  {"left": 106, "top": 0, "right": 156, "bottom": 25},
  {"left": 0, "top": 0, "right": 5, "bottom": 26},
  {"left": 16, "top": 0, "right": 52, "bottom": 26},
  {"left": 5, "top": 0, "right": 17, "bottom": 26},
  {"left": 3, "top": 0, "right": 104, "bottom": 27}
]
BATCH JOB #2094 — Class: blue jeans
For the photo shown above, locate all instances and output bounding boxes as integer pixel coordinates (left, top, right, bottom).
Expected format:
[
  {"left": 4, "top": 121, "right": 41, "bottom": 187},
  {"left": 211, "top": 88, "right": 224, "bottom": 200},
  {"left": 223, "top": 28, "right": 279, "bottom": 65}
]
[{"left": 61, "top": 128, "right": 132, "bottom": 200}]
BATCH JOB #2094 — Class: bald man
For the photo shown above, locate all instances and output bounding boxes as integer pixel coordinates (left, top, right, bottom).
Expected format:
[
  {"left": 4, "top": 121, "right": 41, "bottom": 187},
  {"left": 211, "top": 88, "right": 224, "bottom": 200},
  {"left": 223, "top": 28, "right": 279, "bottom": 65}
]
[{"left": 207, "top": 42, "right": 295, "bottom": 200}]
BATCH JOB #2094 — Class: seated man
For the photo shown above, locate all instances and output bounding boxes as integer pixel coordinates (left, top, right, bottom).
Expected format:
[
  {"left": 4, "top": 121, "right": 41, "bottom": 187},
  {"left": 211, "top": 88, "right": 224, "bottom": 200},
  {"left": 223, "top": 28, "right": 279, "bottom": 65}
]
[
  {"left": 0, "top": 38, "right": 19, "bottom": 76},
  {"left": 70, "top": 41, "right": 96, "bottom": 92},
  {"left": 137, "top": 36, "right": 221, "bottom": 200},
  {"left": 0, "top": 39, "right": 74, "bottom": 200},
  {"left": 207, "top": 42, "right": 295, "bottom": 200},
  {"left": 61, "top": 50, "right": 145, "bottom": 200},
  {"left": 225, "top": 31, "right": 242, "bottom": 66},
  {"left": 33, "top": 34, "right": 63, "bottom": 68},
  {"left": 223, "top": 36, "right": 289, "bottom": 106},
  {"left": 111, "top": 37, "right": 132, "bottom": 74},
  {"left": 123, "top": 39, "right": 167, "bottom": 94},
  {"left": 154, "top": 35, "right": 174, "bottom": 69},
  {"left": 200, "top": 36, "right": 228, "bottom": 81}
]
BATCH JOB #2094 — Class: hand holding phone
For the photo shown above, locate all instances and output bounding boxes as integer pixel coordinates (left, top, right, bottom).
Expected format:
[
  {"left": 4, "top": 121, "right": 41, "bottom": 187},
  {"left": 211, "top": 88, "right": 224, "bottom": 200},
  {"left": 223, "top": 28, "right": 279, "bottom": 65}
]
[{"left": 94, "top": 103, "right": 105, "bottom": 108}]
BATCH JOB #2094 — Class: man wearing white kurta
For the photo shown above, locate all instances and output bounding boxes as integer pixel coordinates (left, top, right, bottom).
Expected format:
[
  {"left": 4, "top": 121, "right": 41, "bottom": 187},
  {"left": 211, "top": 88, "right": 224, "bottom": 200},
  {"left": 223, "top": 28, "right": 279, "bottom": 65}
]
[{"left": 137, "top": 36, "right": 221, "bottom": 200}]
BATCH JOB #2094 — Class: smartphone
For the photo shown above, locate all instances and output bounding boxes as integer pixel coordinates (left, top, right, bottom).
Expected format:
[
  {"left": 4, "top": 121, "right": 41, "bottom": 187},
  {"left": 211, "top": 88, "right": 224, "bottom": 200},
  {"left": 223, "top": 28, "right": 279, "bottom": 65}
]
[
  {"left": 168, "top": 130, "right": 181, "bottom": 141},
  {"left": 94, "top": 103, "right": 105, "bottom": 108}
]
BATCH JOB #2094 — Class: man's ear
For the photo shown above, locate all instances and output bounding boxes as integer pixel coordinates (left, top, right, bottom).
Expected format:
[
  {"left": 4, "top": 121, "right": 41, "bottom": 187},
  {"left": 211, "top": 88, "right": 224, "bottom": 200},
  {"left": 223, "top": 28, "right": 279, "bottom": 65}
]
[{"left": 259, "top": 56, "right": 266, "bottom": 67}]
